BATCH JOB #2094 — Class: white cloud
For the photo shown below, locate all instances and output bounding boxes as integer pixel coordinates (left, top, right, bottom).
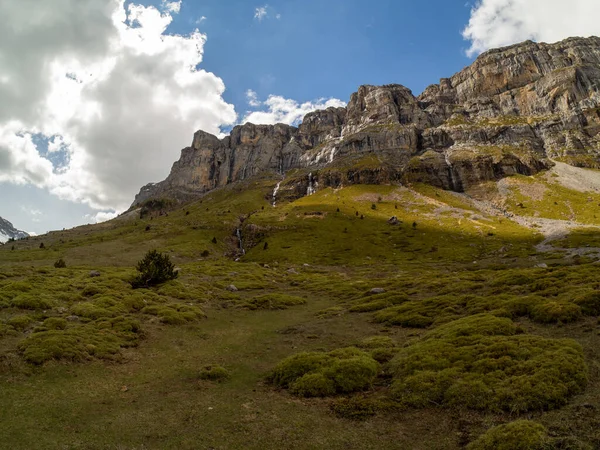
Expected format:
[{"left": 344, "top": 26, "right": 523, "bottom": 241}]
[
  {"left": 254, "top": 5, "right": 268, "bottom": 21},
  {"left": 0, "top": 0, "right": 237, "bottom": 214},
  {"left": 196, "top": 16, "right": 207, "bottom": 24},
  {"left": 276, "top": 14, "right": 281, "bottom": 20},
  {"left": 463, "top": 0, "right": 600, "bottom": 57},
  {"left": 85, "top": 211, "right": 119, "bottom": 224},
  {"left": 243, "top": 95, "right": 346, "bottom": 126},
  {"left": 246, "top": 89, "right": 262, "bottom": 107},
  {"left": 162, "top": 1, "right": 182, "bottom": 14}
]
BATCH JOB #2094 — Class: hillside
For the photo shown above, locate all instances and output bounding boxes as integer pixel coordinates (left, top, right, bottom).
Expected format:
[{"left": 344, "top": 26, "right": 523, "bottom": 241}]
[{"left": 2, "top": 157, "right": 600, "bottom": 447}]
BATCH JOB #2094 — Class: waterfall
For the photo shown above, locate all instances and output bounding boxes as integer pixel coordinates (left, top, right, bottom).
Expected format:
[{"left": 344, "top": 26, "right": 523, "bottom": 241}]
[
  {"left": 307, "top": 173, "right": 317, "bottom": 196},
  {"left": 444, "top": 150, "right": 459, "bottom": 191},
  {"left": 236, "top": 228, "right": 245, "bottom": 255},
  {"left": 272, "top": 180, "right": 283, "bottom": 206}
]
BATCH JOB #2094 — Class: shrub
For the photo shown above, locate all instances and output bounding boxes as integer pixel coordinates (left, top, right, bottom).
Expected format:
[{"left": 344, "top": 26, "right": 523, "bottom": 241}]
[
  {"left": 350, "top": 300, "right": 391, "bottom": 313},
  {"left": 19, "top": 329, "right": 121, "bottom": 364},
  {"left": 358, "top": 336, "right": 396, "bottom": 349},
  {"left": 530, "top": 301, "right": 582, "bottom": 324},
  {"left": 71, "top": 302, "right": 115, "bottom": 320},
  {"left": 142, "top": 304, "right": 205, "bottom": 325},
  {"left": 53, "top": 258, "right": 67, "bottom": 268},
  {"left": 573, "top": 291, "right": 600, "bottom": 315},
  {"left": 325, "top": 356, "right": 380, "bottom": 393},
  {"left": 467, "top": 421, "right": 548, "bottom": 450},
  {"left": 7, "top": 314, "right": 34, "bottom": 331},
  {"left": 390, "top": 315, "right": 587, "bottom": 412},
  {"left": 199, "top": 364, "right": 230, "bottom": 382},
  {"left": 11, "top": 294, "right": 53, "bottom": 310},
  {"left": 43, "top": 317, "right": 68, "bottom": 330},
  {"left": 131, "top": 249, "right": 178, "bottom": 288},
  {"left": 269, "top": 347, "right": 379, "bottom": 397},
  {"left": 290, "top": 373, "right": 336, "bottom": 397}
]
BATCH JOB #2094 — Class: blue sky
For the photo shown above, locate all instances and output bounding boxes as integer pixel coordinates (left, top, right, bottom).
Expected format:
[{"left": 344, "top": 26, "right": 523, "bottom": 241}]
[
  {"left": 1, "top": 0, "right": 599, "bottom": 236},
  {"left": 163, "top": 0, "right": 474, "bottom": 117}
]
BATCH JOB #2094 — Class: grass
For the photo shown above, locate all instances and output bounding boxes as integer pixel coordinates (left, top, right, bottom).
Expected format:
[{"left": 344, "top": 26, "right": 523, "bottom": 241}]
[{"left": 2, "top": 175, "right": 600, "bottom": 448}]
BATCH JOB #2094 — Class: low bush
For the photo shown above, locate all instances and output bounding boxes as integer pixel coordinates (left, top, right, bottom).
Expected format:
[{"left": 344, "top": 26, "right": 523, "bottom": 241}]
[
  {"left": 530, "top": 301, "right": 582, "bottom": 324},
  {"left": 131, "top": 249, "right": 178, "bottom": 288},
  {"left": 71, "top": 302, "right": 116, "bottom": 320},
  {"left": 19, "top": 329, "right": 121, "bottom": 364},
  {"left": 390, "top": 314, "right": 587, "bottom": 412},
  {"left": 43, "top": 317, "right": 68, "bottom": 330},
  {"left": 290, "top": 373, "right": 336, "bottom": 397},
  {"left": 573, "top": 291, "right": 600, "bottom": 316},
  {"left": 7, "top": 314, "right": 34, "bottom": 331},
  {"left": 268, "top": 347, "right": 379, "bottom": 397},
  {"left": 11, "top": 294, "right": 53, "bottom": 310},
  {"left": 142, "top": 304, "right": 205, "bottom": 324},
  {"left": 199, "top": 364, "right": 230, "bottom": 382},
  {"left": 53, "top": 258, "right": 67, "bottom": 269},
  {"left": 467, "top": 420, "right": 548, "bottom": 450}
]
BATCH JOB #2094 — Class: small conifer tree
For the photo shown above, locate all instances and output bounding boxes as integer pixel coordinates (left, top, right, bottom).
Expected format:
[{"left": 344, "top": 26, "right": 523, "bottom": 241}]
[{"left": 132, "top": 249, "right": 178, "bottom": 288}]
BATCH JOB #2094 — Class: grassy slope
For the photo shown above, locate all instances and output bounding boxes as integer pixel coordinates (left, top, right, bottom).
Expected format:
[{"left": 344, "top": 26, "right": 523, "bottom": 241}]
[{"left": 1, "top": 175, "right": 600, "bottom": 449}]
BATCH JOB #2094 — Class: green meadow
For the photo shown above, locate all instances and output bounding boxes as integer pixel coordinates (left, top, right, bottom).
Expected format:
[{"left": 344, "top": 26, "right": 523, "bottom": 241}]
[{"left": 2, "top": 173, "right": 600, "bottom": 449}]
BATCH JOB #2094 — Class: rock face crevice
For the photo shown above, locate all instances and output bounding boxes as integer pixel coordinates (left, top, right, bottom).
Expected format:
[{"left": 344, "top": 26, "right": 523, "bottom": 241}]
[{"left": 132, "top": 36, "right": 600, "bottom": 206}]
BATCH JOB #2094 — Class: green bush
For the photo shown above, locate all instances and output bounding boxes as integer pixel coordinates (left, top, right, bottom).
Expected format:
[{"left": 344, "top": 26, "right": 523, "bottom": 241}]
[
  {"left": 390, "top": 314, "right": 587, "bottom": 412},
  {"left": 358, "top": 336, "right": 396, "bottom": 349},
  {"left": 199, "top": 364, "right": 230, "bottom": 382},
  {"left": 142, "top": 304, "right": 205, "bottom": 324},
  {"left": 131, "top": 249, "right": 178, "bottom": 288},
  {"left": 350, "top": 300, "right": 391, "bottom": 313},
  {"left": 11, "top": 294, "right": 53, "bottom": 310},
  {"left": 53, "top": 258, "right": 67, "bottom": 269},
  {"left": 43, "top": 317, "right": 68, "bottom": 330},
  {"left": 7, "top": 314, "right": 34, "bottom": 331},
  {"left": 290, "top": 373, "right": 336, "bottom": 397},
  {"left": 71, "top": 302, "right": 115, "bottom": 320},
  {"left": 467, "top": 420, "right": 548, "bottom": 450},
  {"left": 573, "top": 291, "right": 600, "bottom": 315},
  {"left": 325, "top": 356, "right": 380, "bottom": 393},
  {"left": 269, "top": 347, "right": 379, "bottom": 397},
  {"left": 530, "top": 301, "right": 582, "bottom": 324},
  {"left": 19, "top": 329, "right": 121, "bottom": 364}
]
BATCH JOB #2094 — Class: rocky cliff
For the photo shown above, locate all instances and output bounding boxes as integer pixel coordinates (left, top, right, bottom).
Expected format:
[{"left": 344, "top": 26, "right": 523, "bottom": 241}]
[
  {"left": 0, "top": 217, "right": 29, "bottom": 244},
  {"left": 132, "top": 36, "right": 600, "bottom": 206}
]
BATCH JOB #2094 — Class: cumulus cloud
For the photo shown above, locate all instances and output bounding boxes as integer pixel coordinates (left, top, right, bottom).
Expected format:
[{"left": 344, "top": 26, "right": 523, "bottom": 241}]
[
  {"left": 0, "top": 0, "right": 237, "bottom": 215},
  {"left": 243, "top": 94, "right": 346, "bottom": 126},
  {"left": 254, "top": 5, "right": 268, "bottom": 21},
  {"left": 246, "top": 89, "right": 262, "bottom": 107},
  {"left": 84, "top": 211, "right": 119, "bottom": 224},
  {"left": 463, "top": 0, "right": 600, "bottom": 57},
  {"left": 162, "top": 1, "right": 182, "bottom": 13}
]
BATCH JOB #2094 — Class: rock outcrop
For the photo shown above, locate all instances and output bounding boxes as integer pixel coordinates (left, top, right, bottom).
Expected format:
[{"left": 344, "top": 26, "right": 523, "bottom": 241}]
[
  {"left": 132, "top": 36, "right": 600, "bottom": 207},
  {"left": 0, "top": 217, "right": 29, "bottom": 244}
]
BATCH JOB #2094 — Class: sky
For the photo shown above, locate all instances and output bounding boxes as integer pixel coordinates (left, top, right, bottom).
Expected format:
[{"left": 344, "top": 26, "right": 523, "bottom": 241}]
[{"left": 1, "top": 0, "right": 600, "bottom": 235}]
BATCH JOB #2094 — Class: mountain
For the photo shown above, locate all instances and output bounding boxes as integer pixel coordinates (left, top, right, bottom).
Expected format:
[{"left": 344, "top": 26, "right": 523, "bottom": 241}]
[
  {"left": 0, "top": 216, "right": 29, "bottom": 244},
  {"left": 132, "top": 36, "right": 600, "bottom": 207}
]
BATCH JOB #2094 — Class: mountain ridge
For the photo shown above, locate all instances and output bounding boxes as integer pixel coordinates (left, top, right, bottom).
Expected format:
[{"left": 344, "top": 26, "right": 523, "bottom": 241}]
[
  {"left": 131, "top": 36, "right": 600, "bottom": 208},
  {"left": 0, "top": 216, "right": 29, "bottom": 244}
]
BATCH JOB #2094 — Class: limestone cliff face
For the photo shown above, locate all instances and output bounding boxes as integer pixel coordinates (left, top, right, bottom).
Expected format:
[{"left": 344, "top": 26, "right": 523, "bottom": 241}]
[{"left": 132, "top": 36, "right": 600, "bottom": 206}]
